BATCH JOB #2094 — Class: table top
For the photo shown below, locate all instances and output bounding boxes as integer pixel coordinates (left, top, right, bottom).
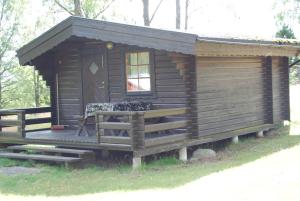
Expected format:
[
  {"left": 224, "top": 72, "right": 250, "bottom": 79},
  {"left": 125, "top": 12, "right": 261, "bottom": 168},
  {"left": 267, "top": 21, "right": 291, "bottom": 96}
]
[{"left": 85, "top": 101, "right": 153, "bottom": 117}]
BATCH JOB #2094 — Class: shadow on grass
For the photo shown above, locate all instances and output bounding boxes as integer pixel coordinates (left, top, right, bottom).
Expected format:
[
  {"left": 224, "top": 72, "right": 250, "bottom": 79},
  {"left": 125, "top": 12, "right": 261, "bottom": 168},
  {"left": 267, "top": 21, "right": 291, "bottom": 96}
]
[{"left": 0, "top": 126, "right": 300, "bottom": 196}]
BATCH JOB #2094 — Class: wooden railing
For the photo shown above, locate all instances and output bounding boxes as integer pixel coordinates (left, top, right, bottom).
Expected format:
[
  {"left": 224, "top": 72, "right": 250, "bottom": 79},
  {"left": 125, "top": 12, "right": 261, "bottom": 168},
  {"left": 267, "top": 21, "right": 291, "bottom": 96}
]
[
  {"left": 23, "top": 107, "right": 52, "bottom": 132},
  {"left": 0, "top": 107, "right": 52, "bottom": 138},
  {"left": 95, "top": 107, "right": 188, "bottom": 150},
  {"left": 0, "top": 110, "right": 25, "bottom": 138}
]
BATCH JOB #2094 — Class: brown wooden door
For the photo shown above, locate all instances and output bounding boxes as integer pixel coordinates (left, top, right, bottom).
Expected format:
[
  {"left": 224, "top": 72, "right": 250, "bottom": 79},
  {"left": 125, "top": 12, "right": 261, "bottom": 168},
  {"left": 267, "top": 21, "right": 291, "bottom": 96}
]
[{"left": 82, "top": 48, "right": 108, "bottom": 107}]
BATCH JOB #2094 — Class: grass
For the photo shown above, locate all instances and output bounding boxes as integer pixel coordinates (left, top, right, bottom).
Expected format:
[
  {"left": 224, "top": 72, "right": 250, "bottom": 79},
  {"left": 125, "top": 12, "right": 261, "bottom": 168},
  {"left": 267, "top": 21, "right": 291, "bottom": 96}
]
[
  {"left": 0, "top": 126, "right": 300, "bottom": 196},
  {"left": 0, "top": 84, "right": 299, "bottom": 196}
]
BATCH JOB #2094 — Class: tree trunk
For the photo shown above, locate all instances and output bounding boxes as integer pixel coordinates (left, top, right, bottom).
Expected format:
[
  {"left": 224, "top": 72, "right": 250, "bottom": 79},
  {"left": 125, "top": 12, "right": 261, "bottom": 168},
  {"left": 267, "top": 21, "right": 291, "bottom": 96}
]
[
  {"left": 0, "top": 75, "right": 2, "bottom": 109},
  {"left": 74, "top": 0, "right": 83, "bottom": 17},
  {"left": 142, "top": 0, "right": 150, "bottom": 26},
  {"left": 297, "top": 66, "right": 300, "bottom": 84},
  {"left": 33, "top": 69, "right": 40, "bottom": 108},
  {"left": 176, "top": 0, "right": 181, "bottom": 29},
  {"left": 184, "top": 0, "right": 189, "bottom": 30}
]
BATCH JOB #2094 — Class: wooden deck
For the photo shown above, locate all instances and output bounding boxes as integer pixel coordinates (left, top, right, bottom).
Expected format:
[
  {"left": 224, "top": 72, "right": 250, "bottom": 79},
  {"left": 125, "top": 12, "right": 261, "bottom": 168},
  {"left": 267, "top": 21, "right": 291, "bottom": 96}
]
[
  {"left": 0, "top": 107, "right": 275, "bottom": 158},
  {"left": 26, "top": 129, "right": 98, "bottom": 144}
]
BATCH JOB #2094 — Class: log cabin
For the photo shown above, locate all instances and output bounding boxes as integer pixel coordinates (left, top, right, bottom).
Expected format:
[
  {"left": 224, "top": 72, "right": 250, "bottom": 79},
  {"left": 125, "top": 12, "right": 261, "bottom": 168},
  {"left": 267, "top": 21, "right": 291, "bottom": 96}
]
[{"left": 0, "top": 16, "right": 299, "bottom": 167}]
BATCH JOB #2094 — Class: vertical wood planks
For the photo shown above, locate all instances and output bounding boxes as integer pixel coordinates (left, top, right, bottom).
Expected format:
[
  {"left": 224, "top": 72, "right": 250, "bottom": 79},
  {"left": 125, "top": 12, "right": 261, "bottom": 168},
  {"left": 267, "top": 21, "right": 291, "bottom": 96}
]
[
  {"left": 131, "top": 112, "right": 145, "bottom": 150},
  {"left": 17, "top": 111, "right": 25, "bottom": 138},
  {"left": 96, "top": 114, "right": 104, "bottom": 143}
]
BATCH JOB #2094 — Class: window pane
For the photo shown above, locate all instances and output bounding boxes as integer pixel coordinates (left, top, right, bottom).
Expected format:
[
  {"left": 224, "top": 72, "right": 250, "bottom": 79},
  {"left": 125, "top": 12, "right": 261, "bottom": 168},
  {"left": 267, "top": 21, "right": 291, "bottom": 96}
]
[
  {"left": 127, "top": 79, "right": 139, "bottom": 92},
  {"left": 139, "top": 65, "right": 150, "bottom": 78},
  {"left": 138, "top": 52, "right": 149, "bottom": 64},
  {"left": 127, "top": 66, "right": 138, "bottom": 78},
  {"left": 138, "top": 78, "right": 151, "bottom": 91},
  {"left": 130, "top": 53, "right": 138, "bottom": 65}
]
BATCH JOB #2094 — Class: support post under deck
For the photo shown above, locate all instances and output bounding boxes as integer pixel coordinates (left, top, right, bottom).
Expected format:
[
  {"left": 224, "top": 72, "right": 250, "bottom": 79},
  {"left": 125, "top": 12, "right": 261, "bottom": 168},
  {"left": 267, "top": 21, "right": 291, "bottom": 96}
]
[
  {"left": 132, "top": 157, "right": 142, "bottom": 169},
  {"left": 179, "top": 147, "right": 187, "bottom": 162},
  {"left": 256, "top": 130, "right": 264, "bottom": 138},
  {"left": 232, "top": 136, "right": 239, "bottom": 144}
]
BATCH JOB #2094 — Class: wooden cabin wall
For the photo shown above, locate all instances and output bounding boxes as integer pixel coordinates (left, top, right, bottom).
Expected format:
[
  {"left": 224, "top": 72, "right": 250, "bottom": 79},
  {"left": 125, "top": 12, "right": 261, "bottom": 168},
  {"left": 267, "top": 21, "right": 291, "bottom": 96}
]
[
  {"left": 107, "top": 44, "right": 187, "bottom": 107},
  {"left": 272, "top": 57, "right": 290, "bottom": 123},
  {"left": 32, "top": 52, "right": 57, "bottom": 125},
  {"left": 195, "top": 56, "right": 267, "bottom": 137},
  {"left": 55, "top": 45, "right": 83, "bottom": 126},
  {"left": 51, "top": 43, "right": 187, "bottom": 126}
]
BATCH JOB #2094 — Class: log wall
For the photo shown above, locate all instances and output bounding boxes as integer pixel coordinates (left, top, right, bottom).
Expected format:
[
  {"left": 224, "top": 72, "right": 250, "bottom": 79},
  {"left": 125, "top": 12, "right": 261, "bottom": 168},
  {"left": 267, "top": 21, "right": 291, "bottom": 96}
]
[{"left": 195, "top": 56, "right": 268, "bottom": 136}]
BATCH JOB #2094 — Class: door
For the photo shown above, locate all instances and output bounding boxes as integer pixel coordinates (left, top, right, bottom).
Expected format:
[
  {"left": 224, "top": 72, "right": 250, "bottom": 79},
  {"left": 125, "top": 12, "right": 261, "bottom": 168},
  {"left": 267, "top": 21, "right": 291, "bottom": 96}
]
[{"left": 82, "top": 48, "right": 108, "bottom": 108}]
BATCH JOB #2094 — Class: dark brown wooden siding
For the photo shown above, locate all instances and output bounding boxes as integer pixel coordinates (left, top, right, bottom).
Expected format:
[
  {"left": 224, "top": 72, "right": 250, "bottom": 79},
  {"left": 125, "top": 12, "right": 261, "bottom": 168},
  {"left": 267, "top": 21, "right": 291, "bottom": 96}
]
[
  {"left": 56, "top": 46, "right": 82, "bottom": 125},
  {"left": 32, "top": 52, "right": 57, "bottom": 125},
  {"left": 195, "top": 57, "right": 267, "bottom": 136},
  {"left": 272, "top": 57, "right": 290, "bottom": 123},
  {"left": 108, "top": 45, "right": 187, "bottom": 106}
]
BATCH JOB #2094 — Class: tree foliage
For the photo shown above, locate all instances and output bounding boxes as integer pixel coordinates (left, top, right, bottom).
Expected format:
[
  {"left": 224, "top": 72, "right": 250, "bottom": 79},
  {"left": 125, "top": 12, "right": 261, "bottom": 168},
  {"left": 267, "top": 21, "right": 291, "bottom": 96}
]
[
  {"left": 0, "top": 0, "right": 50, "bottom": 109},
  {"left": 275, "top": 0, "right": 300, "bottom": 85},
  {"left": 276, "top": 25, "right": 296, "bottom": 39},
  {"left": 0, "top": 0, "right": 25, "bottom": 108}
]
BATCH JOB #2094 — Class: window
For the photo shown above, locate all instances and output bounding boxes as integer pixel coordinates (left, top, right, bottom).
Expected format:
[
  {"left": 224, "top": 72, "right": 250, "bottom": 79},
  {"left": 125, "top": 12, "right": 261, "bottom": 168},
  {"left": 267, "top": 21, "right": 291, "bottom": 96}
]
[{"left": 126, "top": 51, "right": 151, "bottom": 92}]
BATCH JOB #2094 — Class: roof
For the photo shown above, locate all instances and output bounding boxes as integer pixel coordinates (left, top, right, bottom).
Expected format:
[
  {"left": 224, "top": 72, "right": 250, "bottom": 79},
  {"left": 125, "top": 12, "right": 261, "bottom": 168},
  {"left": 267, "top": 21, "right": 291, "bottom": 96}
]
[
  {"left": 196, "top": 37, "right": 300, "bottom": 57},
  {"left": 17, "top": 16, "right": 197, "bottom": 65},
  {"left": 17, "top": 16, "right": 300, "bottom": 65}
]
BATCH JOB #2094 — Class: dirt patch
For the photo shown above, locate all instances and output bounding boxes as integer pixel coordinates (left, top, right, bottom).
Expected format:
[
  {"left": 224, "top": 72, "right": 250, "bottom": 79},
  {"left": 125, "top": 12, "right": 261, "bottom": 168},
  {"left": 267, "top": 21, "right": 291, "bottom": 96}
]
[{"left": 0, "top": 166, "right": 41, "bottom": 176}]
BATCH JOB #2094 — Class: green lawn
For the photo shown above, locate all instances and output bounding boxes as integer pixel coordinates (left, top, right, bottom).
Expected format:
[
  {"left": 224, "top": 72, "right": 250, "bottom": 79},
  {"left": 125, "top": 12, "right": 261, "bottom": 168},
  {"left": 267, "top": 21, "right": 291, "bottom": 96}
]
[{"left": 0, "top": 85, "right": 299, "bottom": 196}]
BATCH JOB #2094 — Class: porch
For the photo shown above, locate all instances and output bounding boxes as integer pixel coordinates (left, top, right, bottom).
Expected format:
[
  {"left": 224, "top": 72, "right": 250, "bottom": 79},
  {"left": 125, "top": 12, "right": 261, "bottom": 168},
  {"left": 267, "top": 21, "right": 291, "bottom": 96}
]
[{"left": 0, "top": 107, "right": 190, "bottom": 155}]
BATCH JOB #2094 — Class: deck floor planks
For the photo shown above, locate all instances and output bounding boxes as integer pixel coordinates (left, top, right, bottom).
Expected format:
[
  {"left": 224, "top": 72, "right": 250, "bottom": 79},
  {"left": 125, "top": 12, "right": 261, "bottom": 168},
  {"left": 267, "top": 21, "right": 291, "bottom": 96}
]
[{"left": 26, "top": 129, "right": 98, "bottom": 144}]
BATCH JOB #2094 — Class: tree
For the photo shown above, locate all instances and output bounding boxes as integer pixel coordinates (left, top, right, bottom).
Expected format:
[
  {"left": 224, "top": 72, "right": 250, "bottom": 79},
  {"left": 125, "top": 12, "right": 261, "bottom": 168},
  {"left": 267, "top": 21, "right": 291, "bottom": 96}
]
[
  {"left": 275, "top": 0, "right": 300, "bottom": 84},
  {"left": 141, "top": 0, "right": 164, "bottom": 26},
  {"left": 176, "top": 0, "right": 180, "bottom": 29},
  {"left": 50, "top": 0, "right": 115, "bottom": 19},
  {"left": 0, "top": 0, "right": 26, "bottom": 108},
  {"left": 33, "top": 69, "right": 40, "bottom": 107},
  {"left": 184, "top": 0, "right": 190, "bottom": 30},
  {"left": 276, "top": 25, "right": 296, "bottom": 39},
  {"left": 276, "top": 0, "right": 300, "bottom": 25}
]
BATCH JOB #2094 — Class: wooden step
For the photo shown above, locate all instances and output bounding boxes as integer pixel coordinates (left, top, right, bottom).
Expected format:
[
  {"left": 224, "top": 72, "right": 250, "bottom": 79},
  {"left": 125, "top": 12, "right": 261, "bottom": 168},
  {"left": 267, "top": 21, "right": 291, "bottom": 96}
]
[
  {"left": 6, "top": 145, "right": 94, "bottom": 157},
  {"left": 0, "top": 152, "right": 81, "bottom": 163}
]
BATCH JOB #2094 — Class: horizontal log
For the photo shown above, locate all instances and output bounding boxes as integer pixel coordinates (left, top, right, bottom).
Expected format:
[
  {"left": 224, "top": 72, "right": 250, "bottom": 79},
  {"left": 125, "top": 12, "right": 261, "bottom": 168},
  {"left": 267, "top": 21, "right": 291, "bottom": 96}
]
[
  {"left": 0, "top": 110, "right": 24, "bottom": 116},
  {"left": 144, "top": 108, "right": 187, "bottom": 119},
  {"left": 0, "top": 131, "right": 22, "bottom": 138},
  {"left": 26, "top": 128, "right": 51, "bottom": 132},
  {"left": 0, "top": 120, "right": 23, "bottom": 127},
  {"left": 25, "top": 117, "right": 52, "bottom": 125},
  {"left": 145, "top": 120, "right": 187, "bottom": 133},
  {"left": 22, "top": 107, "right": 51, "bottom": 114},
  {"left": 100, "top": 136, "right": 132, "bottom": 145},
  {"left": 145, "top": 133, "right": 187, "bottom": 147},
  {"left": 99, "top": 122, "right": 132, "bottom": 130},
  {"left": 96, "top": 111, "right": 137, "bottom": 116}
]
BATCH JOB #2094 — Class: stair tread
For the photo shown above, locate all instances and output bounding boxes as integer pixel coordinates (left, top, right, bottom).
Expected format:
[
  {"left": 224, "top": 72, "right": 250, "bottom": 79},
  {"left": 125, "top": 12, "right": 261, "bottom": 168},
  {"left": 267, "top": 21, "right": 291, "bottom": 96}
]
[
  {"left": 7, "top": 145, "right": 93, "bottom": 155},
  {"left": 0, "top": 152, "right": 81, "bottom": 162}
]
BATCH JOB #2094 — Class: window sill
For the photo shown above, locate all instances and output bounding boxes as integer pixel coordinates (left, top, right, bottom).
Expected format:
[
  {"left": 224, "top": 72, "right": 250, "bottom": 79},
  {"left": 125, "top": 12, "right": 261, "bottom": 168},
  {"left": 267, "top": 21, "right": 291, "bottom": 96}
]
[{"left": 125, "top": 91, "right": 154, "bottom": 97}]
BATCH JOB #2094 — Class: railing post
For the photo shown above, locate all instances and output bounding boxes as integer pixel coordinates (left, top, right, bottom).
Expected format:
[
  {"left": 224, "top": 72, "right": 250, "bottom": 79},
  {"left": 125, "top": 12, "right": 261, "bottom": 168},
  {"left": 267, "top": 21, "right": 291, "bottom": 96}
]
[
  {"left": 95, "top": 113, "right": 104, "bottom": 143},
  {"left": 131, "top": 112, "right": 145, "bottom": 151},
  {"left": 17, "top": 110, "right": 25, "bottom": 138}
]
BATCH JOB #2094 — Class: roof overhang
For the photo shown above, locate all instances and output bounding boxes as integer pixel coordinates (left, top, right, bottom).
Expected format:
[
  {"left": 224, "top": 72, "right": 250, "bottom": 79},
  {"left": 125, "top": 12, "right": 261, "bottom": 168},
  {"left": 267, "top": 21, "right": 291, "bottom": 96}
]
[
  {"left": 196, "top": 38, "right": 300, "bottom": 57},
  {"left": 17, "top": 17, "right": 300, "bottom": 66},
  {"left": 17, "top": 16, "right": 198, "bottom": 65}
]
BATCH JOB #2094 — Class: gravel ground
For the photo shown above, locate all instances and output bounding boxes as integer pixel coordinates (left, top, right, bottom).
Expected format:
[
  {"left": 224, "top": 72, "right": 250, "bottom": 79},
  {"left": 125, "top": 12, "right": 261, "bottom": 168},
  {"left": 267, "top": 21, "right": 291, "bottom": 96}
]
[{"left": 1, "top": 144, "right": 300, "bottom": 201}]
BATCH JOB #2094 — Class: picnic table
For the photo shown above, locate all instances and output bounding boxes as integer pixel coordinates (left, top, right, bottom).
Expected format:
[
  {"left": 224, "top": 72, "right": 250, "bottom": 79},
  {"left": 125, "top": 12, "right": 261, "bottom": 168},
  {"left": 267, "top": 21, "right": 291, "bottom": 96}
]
[{"left": 77, "top": 101, "right": 153, "bottom": 136}]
